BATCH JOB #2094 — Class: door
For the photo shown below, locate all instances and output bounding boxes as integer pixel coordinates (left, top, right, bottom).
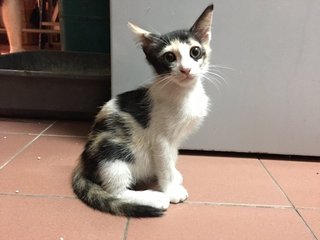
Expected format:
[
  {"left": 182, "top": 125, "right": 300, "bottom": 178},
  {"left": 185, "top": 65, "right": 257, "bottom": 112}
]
[{"left": 111, "top": 0, "right": 320, "bottom": 156}]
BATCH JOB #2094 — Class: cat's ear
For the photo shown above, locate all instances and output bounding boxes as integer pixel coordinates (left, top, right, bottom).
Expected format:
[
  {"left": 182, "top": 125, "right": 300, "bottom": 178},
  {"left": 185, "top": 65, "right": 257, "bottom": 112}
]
[
  {"left": 190, "top": 4, "right": 214, "bottom": 44},
  {"left": 128, "top": 22, "right": 153, "bottom": 46}
]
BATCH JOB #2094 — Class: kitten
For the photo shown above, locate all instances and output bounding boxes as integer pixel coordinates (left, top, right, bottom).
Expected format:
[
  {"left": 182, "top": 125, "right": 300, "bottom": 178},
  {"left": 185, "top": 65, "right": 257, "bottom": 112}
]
[{"left": 72, "top": 4, "right": 214, "bottom": 217}]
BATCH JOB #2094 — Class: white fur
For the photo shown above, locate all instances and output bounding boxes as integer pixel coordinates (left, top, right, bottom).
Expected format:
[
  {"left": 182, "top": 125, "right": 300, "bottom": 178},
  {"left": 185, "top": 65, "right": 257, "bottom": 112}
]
[{"left": 100, "top": 161, "right": 133, "bottom": 194}]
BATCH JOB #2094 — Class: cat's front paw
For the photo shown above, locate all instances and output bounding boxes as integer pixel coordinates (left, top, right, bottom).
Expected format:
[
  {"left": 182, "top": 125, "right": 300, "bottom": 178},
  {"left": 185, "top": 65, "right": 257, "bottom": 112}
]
[{"left": 164, "top": 185, "right": 188, "bottom": 203}]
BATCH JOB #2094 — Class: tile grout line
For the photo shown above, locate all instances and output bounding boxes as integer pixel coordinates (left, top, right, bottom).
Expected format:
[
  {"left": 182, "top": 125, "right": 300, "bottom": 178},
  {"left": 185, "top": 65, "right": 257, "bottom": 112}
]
[
  {"left": 258, "top": 159, "right": 294, "bottom": 205},
  {"left": 0, "top": 132, "right": 37, "bottom": 136},
  {"left": 185, "top": 200, "right": 292, "bottom": 209},
  {"left": 0, "top": 132, "right": 87, "bottom": 138},
  {"left": 0, "top": 122, "right": 56, "bottom": 170},
  {"left": 0, "top": 192, "right": 76, "bottom": 200},
  {"left": 40, "top": 134, "right": 88, "bottom": 138},
  {"left": 259, "top": 159, "right": 318, "bottom": 240},
  {"left": 297, "top": 206, "right": 320, "bottom": 211},
  {"left": 122, "top": 218, "right": 130, "bottom": 240}
]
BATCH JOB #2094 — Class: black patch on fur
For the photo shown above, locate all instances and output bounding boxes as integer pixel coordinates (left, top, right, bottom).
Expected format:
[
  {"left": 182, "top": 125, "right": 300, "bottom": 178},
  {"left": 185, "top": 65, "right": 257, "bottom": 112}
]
[
  {"left": 122, "top": 203, "right": 165, "bottom": 218},
  {"left": 80, "top": 111, "right": 136, "bottom": 182},
  {"left": 92, "top": 113, "right": 132, "bottom": 138},
  {"left": 101, "top": 140, "right": 133, "bottom": 162},
  {"left": 117, "top": 88, "right": 151, "bottom": 128},
  {"left": 165, "top": 29, "right": 191, "bottom": 43},
  {"left": 83, "top": 138, "right": 134, "bottom": 164},
  {"left": 81, "top": 113, "right": 135, "bottom": 178},
  {"left": 81, "top": 139, "right": 134, "bottom": 183}
]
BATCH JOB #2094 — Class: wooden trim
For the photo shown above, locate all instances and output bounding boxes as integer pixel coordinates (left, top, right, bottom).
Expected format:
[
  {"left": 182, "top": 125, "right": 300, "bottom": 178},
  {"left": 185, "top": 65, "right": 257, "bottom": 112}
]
[
  {"left": 0, "top": 28, "right": 60, "bottom": 34},
  {"left": 22, "top": 28, "right": 60, "bottom": 34}
]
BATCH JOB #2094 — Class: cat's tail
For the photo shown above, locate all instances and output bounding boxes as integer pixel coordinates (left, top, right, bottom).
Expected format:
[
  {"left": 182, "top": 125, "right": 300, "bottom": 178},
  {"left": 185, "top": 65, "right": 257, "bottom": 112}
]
[{"left": 71, "top": 166, "right": 166, "bottom": 218}]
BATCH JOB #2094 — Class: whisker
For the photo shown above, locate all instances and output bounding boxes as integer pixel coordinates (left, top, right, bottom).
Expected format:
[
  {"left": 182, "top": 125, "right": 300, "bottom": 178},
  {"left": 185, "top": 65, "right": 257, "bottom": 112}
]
[
  {"left": 155, "top": 73, "right": 171, "bottom": 81},
  {"left": 208, "top": 64, "right": 236, "bottom": 71},
  {"left": 200, "top": 74, "right": 222, "bottom": 92},
  {"left": 159, "top": 78, "right": 172, "bottom": 89},
  {"left": 206, "top": 67, "right": 225, "bottom": 75},
  {"left": 205, "top": 71, "right": 229, "bottom": 87},
  {"left": 138, "top": 73, "right": 171, "bottom": 86},
  {"left": 205, "top": 70, "right": 225, "bottom": 81},
  {"left": 138, "top": 76, "right": 156, "bottom": 86},
  {"left": 150, "top": 75, "right": 172, "bottom": 90}
]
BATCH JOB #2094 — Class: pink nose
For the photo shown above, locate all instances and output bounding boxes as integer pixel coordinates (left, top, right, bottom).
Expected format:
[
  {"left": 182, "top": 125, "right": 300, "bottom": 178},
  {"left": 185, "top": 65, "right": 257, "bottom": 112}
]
[{"left": 180, "top": 68, "right": 191, "bottom": 75}]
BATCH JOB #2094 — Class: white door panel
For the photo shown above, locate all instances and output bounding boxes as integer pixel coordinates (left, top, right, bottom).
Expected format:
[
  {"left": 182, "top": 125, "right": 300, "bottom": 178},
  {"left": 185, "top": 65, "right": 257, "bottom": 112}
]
[{"left": 111, "top": 0, "right": 320, "bottom": 156}]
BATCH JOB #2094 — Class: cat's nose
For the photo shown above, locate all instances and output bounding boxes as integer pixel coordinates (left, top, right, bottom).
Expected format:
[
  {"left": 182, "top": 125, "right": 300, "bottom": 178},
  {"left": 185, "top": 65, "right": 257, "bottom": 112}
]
[{"left": 180, "top": 68, "right": 191, "bottom": 75}]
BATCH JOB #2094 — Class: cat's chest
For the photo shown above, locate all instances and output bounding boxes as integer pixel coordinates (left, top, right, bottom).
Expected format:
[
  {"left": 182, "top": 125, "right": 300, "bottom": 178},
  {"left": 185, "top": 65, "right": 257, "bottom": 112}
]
[
  {"left": 151, "top": 87, "right": 209, "bottom": 140},
  {"left": 181, "top": 89, "right": 209, "bottom": 118},
  {"left": 172, "top": 83, "right": 209, "bottom": 120}
]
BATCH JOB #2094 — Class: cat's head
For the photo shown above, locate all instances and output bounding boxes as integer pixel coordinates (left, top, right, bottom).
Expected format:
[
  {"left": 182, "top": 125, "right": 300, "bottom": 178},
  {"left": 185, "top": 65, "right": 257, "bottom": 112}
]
[{"left": 129, "top": 4, "right": 214, "bottom": 87}]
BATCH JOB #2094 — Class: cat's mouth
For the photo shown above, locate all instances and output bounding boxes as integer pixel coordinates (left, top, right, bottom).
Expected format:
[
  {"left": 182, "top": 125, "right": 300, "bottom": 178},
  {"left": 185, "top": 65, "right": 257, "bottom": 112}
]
[
  {"left": 171, "top": 73, "right": 198, "bottom": 86},
  {"left": 184, "top": 75, "right": 195, "bottom": 81},
  {"left": 174, "top": 74, "right": 197, "bottom": 87},
  {"left": 180, "top": 73, "right": 196, "bottom": 82}
]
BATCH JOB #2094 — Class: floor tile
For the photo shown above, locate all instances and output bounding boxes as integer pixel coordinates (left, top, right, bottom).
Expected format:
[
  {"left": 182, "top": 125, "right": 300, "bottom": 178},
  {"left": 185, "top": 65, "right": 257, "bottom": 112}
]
[
  {"left": 44, "top": 120, "right": 92, "bottom": 137},
  {"left": 0, "top": 133, "right": 36, "bottom": 167},
  {"left": 0, "top": 118, "right": 54, "bottom": 134},
  {"left": 299, "top": 209, "right": 320, "bottom": 239},
  {"left": 0, "top": 136, "right": 86, "bottom": 196},
  {"left": 178, "top": 155, "right": 289, "bottom": 205},
  {"left": 0, "top": 195, "right": 126, "bottom": 240},
  {"left": 127, "top": 204, "right": 314, "bottom": 240},
  {"left": 1, "top": 117, "right": 318, "bottom": 240},
  {"left": 262, "top": 159, "right": 320, "bottom": 208}
]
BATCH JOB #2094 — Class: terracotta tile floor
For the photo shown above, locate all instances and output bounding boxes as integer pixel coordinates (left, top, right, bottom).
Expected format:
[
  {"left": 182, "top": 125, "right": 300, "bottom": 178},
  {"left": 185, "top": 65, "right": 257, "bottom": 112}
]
[{"left": 0, "top": 118, "right": 319, "bottom": 240}]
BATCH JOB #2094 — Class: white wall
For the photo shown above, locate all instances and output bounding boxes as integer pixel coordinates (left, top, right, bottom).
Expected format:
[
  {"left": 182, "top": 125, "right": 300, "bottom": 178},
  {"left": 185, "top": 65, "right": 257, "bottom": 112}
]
[{"left": 111, "top": 0, "right": 320, "bottom": 156}]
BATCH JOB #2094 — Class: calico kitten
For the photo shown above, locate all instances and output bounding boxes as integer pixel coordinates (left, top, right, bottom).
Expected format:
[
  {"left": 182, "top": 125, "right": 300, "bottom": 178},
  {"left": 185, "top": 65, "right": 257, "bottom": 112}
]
[{"left": 72, "top": 4, "right": 214, "bottom": 217}]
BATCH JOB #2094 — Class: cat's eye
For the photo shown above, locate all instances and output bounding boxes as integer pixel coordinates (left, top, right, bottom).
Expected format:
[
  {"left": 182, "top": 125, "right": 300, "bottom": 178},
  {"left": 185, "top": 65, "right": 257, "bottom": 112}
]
[
  {"left": 190, "top": 46, "right": 202, "bottom": 59},
  {"left": 163, "top": 52, "right": 176, "bottom": 63}
]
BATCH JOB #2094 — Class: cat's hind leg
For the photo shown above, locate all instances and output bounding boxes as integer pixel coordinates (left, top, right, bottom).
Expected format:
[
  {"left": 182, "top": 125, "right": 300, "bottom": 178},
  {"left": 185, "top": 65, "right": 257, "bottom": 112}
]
[{"left": 99, "top": 161, "right": 170, "bottom": 213}]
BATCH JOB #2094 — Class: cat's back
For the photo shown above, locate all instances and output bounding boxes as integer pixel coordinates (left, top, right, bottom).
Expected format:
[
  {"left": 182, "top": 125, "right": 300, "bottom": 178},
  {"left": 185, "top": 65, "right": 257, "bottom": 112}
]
[
  {"left": 96, "top": 87, "right": 152, "bottom": 130},
  {"left": 116, "top": 88, "right": 151, "bottom": 129}
]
